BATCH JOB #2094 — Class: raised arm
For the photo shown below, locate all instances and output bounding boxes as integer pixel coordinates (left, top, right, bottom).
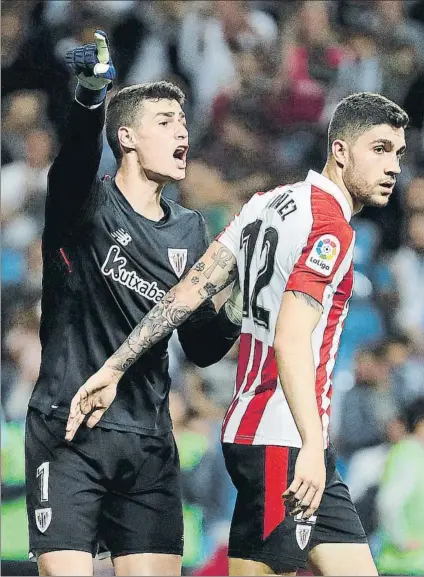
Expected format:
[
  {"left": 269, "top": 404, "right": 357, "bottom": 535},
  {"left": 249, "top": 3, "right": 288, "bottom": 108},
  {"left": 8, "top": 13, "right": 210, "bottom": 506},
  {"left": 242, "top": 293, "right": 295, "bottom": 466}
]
[
  {"left": 44, "top": 31, "right": 115, "bottom": 243},
  {"left": 65, "top": 241, "right": 237, "bottom": 440}
]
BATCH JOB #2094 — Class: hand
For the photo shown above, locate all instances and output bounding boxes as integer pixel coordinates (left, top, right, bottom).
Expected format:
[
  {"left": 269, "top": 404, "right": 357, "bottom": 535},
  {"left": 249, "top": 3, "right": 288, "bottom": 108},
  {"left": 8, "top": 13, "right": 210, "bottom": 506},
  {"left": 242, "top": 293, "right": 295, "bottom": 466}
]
[
  {"left": 283, "top": 443, "right": 326, "bottom": 520},
  {"left": 224, "top": 278, "right": 243, "bottom": 326},
  {"left": 65, "top": 30, "right": 115, "bottom": 92},
  {"left": 65, "top": 364, "right": 122, "bottom": 441}
]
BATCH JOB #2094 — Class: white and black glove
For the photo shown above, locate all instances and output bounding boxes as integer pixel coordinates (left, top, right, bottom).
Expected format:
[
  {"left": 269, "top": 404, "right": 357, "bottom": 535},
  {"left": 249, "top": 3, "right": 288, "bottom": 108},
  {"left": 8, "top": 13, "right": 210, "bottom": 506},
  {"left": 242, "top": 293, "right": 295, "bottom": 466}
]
[{"left": 65, "top": 30, "right": 115, "bottom": 107}]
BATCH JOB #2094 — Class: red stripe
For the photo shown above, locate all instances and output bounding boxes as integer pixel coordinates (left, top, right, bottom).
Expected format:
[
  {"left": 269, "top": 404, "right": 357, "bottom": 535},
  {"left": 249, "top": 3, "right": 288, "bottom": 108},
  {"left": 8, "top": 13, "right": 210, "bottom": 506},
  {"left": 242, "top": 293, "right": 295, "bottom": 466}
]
[
  {"left": 263, "top": 446, "right": 289, "bottom": 539},
  {"left": 60, "top": 248, "right": 72, "bottom": 273},
  {"left": 285, "top": 186, "right": 353, "bottom": 304},
  {"left": 315, "top": 267, "right": 353, "bottom": 417},
  {"left": 221, "top": 333, "right": 252, "bottom": 440},
  {"left": 235, "top": 345, "right": 278, "bottom": 444}
]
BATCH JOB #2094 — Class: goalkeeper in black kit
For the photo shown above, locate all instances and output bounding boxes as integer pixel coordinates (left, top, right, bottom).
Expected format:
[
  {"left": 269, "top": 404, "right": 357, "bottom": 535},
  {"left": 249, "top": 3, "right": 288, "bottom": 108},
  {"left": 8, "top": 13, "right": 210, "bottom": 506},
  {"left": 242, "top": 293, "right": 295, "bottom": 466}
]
[{"left": 25, "top": 31, "right": 242, "bottom": 577}]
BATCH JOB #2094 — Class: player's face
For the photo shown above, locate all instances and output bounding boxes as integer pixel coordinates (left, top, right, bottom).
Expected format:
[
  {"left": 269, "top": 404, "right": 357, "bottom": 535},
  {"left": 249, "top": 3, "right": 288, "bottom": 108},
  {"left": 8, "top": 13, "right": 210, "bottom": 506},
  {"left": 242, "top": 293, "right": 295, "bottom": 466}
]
[
  {"left": 342, "top": 124, "right": 406, "bottom": 208},
  {"left": 134, "top": 99, "right": 189, "bottom": 183}
]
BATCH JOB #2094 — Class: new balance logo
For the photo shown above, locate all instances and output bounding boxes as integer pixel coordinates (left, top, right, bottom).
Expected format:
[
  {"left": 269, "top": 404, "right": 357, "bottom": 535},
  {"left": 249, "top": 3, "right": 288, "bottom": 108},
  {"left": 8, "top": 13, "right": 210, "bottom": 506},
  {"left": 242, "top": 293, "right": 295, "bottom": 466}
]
[{"left": 111, "top": 228, "right": 132, "bottom": 246}]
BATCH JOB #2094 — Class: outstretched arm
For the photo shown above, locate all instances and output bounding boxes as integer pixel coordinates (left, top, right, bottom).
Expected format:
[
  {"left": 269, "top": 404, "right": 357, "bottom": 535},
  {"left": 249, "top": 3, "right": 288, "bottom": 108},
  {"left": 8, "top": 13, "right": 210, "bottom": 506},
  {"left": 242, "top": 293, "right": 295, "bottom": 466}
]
[
  {"left": 45, "top": 31, "right": 115, "bottom": 243},
  {"left": 65, "top": 241, "right": 237, "bottom": 440}
]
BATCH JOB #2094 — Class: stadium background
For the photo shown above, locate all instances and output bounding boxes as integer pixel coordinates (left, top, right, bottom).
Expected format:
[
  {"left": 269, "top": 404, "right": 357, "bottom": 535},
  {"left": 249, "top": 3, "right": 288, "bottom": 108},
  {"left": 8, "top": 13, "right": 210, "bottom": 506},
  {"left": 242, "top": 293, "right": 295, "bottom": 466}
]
[{"left": 1, "top": 0, "right": 424, "bottom": 574}]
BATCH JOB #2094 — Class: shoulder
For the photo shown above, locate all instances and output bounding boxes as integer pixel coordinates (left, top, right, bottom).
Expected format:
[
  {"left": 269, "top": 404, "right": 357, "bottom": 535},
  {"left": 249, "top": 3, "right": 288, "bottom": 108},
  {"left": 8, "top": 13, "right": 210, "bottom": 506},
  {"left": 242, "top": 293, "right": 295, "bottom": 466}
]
[
  {"left": 166, "top": 198, "right": 204, "bottom": 221},
  {"left": 165, "top": 199, "right": 207, "bottom": 234}
]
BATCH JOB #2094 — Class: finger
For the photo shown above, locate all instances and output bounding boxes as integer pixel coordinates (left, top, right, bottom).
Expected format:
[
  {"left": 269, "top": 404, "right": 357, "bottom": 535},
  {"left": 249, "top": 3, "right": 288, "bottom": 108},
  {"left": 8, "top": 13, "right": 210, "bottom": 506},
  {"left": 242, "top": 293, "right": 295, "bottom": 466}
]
[
  {"left": 87, "top": 409, "right": 106, "bottom": 429},
  {"left": 65, "top": 412, "right": 85, "bottom": 442},
  {"left": 291, "top": 482, "right": 311, "bottom": 506},
  {"left": 297, "top": 484, "right": 318, "bottom": 510},
  {"left": 69, "top": 390, "right": 84, "bottom": 419},
  {"left": 290, "top": 485, "right": 317, "bottom": 516},
  {"left": 94, "top": 31, "right": 109, "bottom": 64},
  {"left": 283, "top": 477, "right": 302, "bottom": 500},
  {"left": 303, "top": 489, "right": 324, "bottom": 519}
]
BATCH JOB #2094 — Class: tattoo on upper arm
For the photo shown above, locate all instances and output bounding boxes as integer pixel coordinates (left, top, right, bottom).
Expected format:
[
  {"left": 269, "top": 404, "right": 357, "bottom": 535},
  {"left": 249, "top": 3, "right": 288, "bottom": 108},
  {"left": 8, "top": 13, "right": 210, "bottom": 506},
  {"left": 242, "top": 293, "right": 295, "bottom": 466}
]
[
  {"left": 292, "top": 291, "right": 323, "bottom": 311},
  {"left": 204, "top": 247, "right": 233, "bottom": 279},
  {"left": 191, "top": 276, "right": 199, "bottom": 285},
  {"left": 194, "top": 262, "right": 205, "bottom": 272}
]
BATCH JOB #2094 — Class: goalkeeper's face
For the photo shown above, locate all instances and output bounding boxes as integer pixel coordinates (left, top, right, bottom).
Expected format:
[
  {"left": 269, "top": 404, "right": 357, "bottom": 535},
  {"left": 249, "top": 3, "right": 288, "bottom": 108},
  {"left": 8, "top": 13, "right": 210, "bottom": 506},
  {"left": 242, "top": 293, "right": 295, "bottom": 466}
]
[{"left": 131, "top": 99, "right": 189, "bottom": 183}]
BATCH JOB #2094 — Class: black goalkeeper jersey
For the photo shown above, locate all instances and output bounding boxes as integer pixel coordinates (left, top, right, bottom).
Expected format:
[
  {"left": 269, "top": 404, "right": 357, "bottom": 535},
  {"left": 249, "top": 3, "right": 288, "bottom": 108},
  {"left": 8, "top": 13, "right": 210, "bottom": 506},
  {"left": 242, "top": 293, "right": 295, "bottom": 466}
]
[{"left": 29, "top": 101, "right": 239, "bottom": 435}]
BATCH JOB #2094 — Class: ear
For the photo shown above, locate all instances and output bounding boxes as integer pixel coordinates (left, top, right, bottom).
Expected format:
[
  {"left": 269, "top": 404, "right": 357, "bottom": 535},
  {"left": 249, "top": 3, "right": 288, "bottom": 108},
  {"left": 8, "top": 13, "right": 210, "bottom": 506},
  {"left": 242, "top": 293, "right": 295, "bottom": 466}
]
[
  {"left": 331, "top": 139, "right": 347, "bottom": 169},
  {"left": 118, "top": 126, "right": 137, "bottom": 154}
]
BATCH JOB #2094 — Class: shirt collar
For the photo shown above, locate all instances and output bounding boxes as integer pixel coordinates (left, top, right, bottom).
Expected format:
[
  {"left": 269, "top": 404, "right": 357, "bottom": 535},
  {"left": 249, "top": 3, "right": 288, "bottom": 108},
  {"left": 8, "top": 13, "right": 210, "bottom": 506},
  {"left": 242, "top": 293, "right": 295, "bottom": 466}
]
[{"left": 306, "top": 170, "right": 352, "bottom": 222}]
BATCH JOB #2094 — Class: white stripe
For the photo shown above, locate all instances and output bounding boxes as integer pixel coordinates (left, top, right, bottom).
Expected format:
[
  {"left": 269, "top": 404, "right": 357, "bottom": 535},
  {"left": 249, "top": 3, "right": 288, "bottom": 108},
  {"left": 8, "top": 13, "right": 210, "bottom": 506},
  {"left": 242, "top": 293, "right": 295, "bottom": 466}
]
[
  {"left": 320, "top": 236, "right": 355, "bottom": 445},
  {"left": 223, "top": 342, "right": 268, "bottom": 442}
]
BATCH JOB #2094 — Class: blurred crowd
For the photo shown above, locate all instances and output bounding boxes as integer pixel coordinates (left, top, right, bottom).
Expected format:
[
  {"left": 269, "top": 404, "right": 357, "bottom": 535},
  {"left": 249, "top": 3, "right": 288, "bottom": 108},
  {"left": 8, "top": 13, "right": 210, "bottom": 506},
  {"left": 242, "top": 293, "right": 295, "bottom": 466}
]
[{"left": 2, "top": 0, "right": 424, "bottom": 574}]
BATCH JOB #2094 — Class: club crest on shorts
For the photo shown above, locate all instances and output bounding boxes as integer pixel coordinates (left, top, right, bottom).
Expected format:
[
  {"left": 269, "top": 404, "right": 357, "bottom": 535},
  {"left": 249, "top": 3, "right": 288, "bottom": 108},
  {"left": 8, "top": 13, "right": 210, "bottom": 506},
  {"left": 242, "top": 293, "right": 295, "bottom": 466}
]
[
  {"left": 294, "top": 512, "right": 316, "bottom": 550},
  {"left": 168, "top": 248, "right": 187, "bottom": 278},
  {"left": 35, "top": 507, "right": 52, "bottom": 533}
]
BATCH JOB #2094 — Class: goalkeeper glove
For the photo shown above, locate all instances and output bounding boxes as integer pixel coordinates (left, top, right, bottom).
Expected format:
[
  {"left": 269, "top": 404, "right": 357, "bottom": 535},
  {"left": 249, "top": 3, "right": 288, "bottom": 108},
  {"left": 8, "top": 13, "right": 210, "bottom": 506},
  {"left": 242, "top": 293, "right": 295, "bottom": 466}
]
[
  {"left": 65, "top": 30, "right": 115, "bottom": 107},
  {"left": 224, "top": 278, "right": 243, "bottom": 326}
]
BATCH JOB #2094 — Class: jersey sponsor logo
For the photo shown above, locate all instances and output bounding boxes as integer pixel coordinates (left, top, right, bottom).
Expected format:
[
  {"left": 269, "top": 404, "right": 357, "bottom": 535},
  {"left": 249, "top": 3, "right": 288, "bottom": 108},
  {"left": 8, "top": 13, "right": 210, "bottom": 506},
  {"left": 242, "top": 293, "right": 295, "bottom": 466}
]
[
  {"left": 168, "top": 248, "right": 187, "bottom": 278},
  {"left": 101, "top": 245, "right": 166, "bottom": 304},
  {"left": 294, "top": 512, "right": 317, "bottom": 550},
  {"left": 111, "top": 228, "right": 132, "bottom": 246},
  {"left": 305, "top": 234, "right": 340, "bottom": 276},
  {"left": 35, "top": 507, "right": 52, "bottom": 533}
]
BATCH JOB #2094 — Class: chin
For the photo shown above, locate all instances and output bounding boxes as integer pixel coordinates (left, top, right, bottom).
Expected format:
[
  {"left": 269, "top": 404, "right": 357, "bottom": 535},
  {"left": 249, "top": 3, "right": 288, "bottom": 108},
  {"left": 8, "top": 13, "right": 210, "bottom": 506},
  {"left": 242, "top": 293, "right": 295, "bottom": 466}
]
[{"left": 363, "top": 195, "right": 391, "bottom": 208}]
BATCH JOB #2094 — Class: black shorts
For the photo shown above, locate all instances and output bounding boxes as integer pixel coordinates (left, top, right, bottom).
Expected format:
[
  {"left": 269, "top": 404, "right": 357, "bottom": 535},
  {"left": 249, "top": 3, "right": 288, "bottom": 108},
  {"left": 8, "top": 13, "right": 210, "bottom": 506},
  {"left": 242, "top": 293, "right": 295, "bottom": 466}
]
[
  {"left": 222, "top": 442, "right": 367, "bottom": 573},
  {"left": 25, "top": 408, "right": 183, "bottom": 559}
]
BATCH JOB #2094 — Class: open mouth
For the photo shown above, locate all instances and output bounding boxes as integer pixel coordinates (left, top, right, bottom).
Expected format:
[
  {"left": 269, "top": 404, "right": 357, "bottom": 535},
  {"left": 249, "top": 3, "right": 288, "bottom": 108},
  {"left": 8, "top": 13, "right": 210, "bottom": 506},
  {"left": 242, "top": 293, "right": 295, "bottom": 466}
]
[{"left": 173, "top": 146, "right": 188, "bottom": 167}]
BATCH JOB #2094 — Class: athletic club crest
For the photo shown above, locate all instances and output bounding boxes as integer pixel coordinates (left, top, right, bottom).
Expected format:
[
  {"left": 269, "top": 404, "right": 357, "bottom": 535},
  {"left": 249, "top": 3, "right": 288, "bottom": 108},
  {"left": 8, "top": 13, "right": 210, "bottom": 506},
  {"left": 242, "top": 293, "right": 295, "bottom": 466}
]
[
  {"left": 35, "top": 508, "right": 52, "bottom": 533},
  {"left": 294, "top": 512, "right": 317, "bottom": 550},
  {"left": 168, "top": 248, "right": 187, "bottom": 278}
]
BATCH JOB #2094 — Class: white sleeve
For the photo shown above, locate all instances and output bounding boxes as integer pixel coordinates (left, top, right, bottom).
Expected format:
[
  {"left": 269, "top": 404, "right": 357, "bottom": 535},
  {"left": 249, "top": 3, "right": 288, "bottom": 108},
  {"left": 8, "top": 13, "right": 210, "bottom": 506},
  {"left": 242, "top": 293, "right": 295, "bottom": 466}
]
[{"left": 215, "top": 210, "right": 243, "bottom": 258}]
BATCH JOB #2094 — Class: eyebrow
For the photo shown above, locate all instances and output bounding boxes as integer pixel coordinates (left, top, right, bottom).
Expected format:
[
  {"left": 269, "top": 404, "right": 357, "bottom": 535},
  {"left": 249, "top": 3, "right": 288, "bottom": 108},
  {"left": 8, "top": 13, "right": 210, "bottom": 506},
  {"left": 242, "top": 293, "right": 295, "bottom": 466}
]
[
  {"left": 370, "top": 139, "right": 406, "bottom": 155},
  {"left": 154, "top": 111, "right": 186, "bottom": 120}
]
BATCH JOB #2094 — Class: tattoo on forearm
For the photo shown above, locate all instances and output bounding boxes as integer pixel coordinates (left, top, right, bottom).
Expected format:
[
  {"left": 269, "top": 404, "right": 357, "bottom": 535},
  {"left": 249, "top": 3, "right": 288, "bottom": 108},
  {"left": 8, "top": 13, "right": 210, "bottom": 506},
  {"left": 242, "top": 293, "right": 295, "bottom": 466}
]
[
  {"left": 204, "top": 247, "right": 233, "bottom": 279},
  {"left": 108, "top": 249, "right": 238, "bottom": 374},
  {"left": 292, "top": 291, "right": 323, "bottom": 311},
  {"left": 109, "top": 290, "right": 192, "bottom": 372}
]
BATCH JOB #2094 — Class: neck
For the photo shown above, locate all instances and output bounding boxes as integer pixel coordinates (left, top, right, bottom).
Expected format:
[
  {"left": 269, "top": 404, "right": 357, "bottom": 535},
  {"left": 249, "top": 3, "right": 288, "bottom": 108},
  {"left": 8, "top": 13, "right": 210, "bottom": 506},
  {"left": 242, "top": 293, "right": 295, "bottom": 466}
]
[
  {"left": 321, "top": 159, "right": 362, "bottom": 215},
  {"left": 115, "top": 157, "right": 166, "bottom": 221}
]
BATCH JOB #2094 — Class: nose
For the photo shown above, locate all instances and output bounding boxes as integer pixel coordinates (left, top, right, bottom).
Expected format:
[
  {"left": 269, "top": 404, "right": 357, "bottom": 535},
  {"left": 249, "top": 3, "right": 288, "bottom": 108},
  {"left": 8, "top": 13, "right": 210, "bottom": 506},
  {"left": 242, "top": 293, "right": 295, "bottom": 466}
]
[
  {"left": 176, "top": 123, "right": 188, "bottom": 141},
  {"left": 386, "top": 156, "right": 401, "bottom": 176}
]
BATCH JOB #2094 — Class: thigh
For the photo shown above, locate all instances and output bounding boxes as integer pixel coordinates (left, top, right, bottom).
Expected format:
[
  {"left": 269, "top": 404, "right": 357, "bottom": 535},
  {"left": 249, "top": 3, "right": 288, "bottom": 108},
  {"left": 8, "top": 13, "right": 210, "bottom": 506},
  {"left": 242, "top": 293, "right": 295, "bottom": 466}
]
[
  {"left": 311, "top": 446, "right": 368, "bottom": 550},
  {"left": 102, "top": 432, "right": 184, "bottom": 559},
  {"left": 222, "top": 443, "right": 313, "bottom": 574},
  {"left": 25, "top": 409, "right": 104, "bottom": 558},
  {"left": 307, "top": 543, "right": 377, "bottom": 576},
  {"left": 113, "top": 553, "right": 182, "bottom": 576}
]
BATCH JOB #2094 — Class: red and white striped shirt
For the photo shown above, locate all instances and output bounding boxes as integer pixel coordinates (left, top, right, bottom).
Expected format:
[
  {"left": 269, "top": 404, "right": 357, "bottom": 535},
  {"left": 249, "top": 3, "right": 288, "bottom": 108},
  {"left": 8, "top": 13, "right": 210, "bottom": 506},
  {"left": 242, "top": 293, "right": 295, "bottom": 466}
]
[{"left": 217, "top": 170, "right": 354, "bottom": 448}]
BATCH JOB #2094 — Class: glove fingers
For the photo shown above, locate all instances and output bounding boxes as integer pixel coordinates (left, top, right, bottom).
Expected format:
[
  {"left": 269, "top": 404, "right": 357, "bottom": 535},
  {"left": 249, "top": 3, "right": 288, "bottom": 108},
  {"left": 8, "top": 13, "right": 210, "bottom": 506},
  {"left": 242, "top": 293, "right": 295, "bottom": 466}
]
[{"left": 94, "top": 31, "right": 109, "bottom": 64}]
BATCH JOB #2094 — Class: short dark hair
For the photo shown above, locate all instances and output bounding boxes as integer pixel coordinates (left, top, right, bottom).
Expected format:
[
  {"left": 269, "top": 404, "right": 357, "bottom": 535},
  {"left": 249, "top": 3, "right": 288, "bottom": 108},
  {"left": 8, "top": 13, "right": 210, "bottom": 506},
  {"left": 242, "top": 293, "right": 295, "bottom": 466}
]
[
  {"left": 327, "top": 92, "right": 409, "bottom": 156},
  {"left": 106, "top": 81, "right": 186, "bottom": 162}
]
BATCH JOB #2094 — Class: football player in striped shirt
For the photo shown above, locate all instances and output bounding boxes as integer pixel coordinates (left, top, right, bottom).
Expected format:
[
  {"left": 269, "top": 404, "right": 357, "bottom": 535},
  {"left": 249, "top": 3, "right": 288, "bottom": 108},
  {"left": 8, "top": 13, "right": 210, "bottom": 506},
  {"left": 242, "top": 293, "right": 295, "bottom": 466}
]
[{"left": 67, "top": 92, "right": 408, "bottom": 576}]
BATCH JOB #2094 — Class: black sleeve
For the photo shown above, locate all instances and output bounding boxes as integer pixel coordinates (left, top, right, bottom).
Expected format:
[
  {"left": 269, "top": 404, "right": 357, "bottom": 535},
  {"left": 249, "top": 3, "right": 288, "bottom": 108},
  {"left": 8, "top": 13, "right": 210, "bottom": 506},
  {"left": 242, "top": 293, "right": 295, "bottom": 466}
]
[
  {"left": 177, "top": 300, "right": 241, "bottom": 368},
  {"left": 44, "top": 100, "right": 105, "bottom": 245},
  {"left": 177, "top": 211, "right": 240, "bottom": 367}
]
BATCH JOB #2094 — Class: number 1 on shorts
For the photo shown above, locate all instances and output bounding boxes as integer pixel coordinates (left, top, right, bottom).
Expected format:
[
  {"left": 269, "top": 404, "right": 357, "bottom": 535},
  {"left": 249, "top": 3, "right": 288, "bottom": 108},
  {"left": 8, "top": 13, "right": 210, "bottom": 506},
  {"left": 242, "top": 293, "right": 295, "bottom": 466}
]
[{"left": 36, "top": 462, "right": 50, "bottom": 502}]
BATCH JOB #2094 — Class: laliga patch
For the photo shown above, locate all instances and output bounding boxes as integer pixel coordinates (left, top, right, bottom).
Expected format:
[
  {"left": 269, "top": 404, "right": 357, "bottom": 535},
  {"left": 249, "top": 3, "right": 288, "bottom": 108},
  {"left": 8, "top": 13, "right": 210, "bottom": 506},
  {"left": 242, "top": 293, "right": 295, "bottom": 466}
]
[
  {"left": 305, "top": 235, "right": 340, "bottom": 276},
  {"left": 35, "top": 508, "right": 52, "bottom": 533}
]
